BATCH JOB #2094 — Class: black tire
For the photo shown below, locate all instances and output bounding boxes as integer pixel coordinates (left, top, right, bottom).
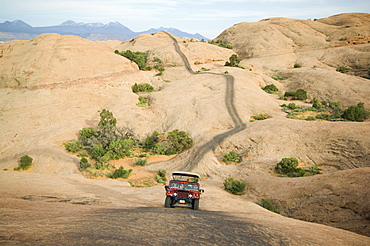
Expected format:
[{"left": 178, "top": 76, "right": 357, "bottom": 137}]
[
  {"left": 164, "top": 196, "right": 172, "bottom": 208},
  {"left": 192, "top": 199, "right": 199, "bottom": 210}
]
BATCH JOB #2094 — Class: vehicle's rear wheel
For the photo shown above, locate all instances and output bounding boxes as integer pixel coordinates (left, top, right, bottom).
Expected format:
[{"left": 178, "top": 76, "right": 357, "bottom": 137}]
[
  {"left": 164, "top": 196, "right": 172, "bottom": 208},
  {"left": 192, "top": 199, "right": 199, "bottom": 210}
]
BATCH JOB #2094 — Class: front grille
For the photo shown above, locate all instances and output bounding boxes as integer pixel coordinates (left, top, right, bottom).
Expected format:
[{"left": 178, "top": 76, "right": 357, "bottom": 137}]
[{"left": 177, "top": 191, "right": 189, "bottom": 198}]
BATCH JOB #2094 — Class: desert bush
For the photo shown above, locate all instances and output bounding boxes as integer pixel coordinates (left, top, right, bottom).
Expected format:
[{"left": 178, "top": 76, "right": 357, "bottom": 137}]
[
  {"left": 15, "top": 155, "right": 33, "bottom": 171},
  {"left": 306, "top": 116, "right": 315, "bottom": 121},
  {"left": 224, "top": 176, "right": 246, "bottom": 195},
  {"left": 251, "top": 113, "right": 271, "bottom": 121},
  {"left": 79, "top": 157, "right": 91, "bottom": 170},
  {"left": 294, "top": 63, "right": 301, "bottom": 68},
  {"left": 311, "top": 97, "right": 322, "bottom": 109},
  {"left": 153, "top": 57, "right": 162, "bottom": 63},
  {"left": 156, "top": 169, "right": 167, "bottom": 183},
  {"left": 342, "top": 102, "right": 368, "bottom": 122},
  {"left": 336, "top": 66, "right": 348, "bottom": 73},
  {"left": 225, "top": 54, "right": 240, "bottom": 67},
  {"left": 116, "top": 50, "right": 148, "bottom": 70},
  {"left": 288, "top": 103, "right": 297, "bottom": 110},
  {"left": 63, "top": 141, "right": 83, "bottom": 153},
  {"left": 112, "top": 166, "right": 132, "bottom": 179},
  {"left": 105, "top": 139, "right": 134, "bottom": 160},
  {"left": 78, "top": 127, "right": 97, "bottom": 146},
  {"left": 275, "top": 158, "right": 305, "bottom": 177},
  {"left": 272, "top": 76, "right": 283, "bottom": 80},
  {"left": 167, "top": 129, "right": 193, "bottom": 152},
  {"left": 136, "top": 96, "right": 149, "bottom": 107},
  {"left": 259, "top": 198, "right": 280, "bottom": 214},
  {"left": 223, "top": 151, "right": 241, "bottom": 163},
  {"left": 294, "top": 89, "right": 307, "bottom": 100},
  {"left": 262, "top": 84, "right": 279, "bottom": 93},
  {"left": 132, "top": 83, "right": 154, "bottom": 93},
  {"left": 134, "top": 158, "right": 147, "bottom": 166},
  {"left": 209, "top": 39, "right": 233, "bottom": 49}
]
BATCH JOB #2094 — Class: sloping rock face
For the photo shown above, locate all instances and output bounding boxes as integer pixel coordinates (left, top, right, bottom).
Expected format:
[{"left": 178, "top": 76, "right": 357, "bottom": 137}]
[
  {"left": 216, "top": 13, "right": 370, "bottom": 107},
  {"left": 114, "top": 32, "right": 235, "bottom": 67},
  {"left": 0, "top": 33, "right": 138, "bottom": 87}
]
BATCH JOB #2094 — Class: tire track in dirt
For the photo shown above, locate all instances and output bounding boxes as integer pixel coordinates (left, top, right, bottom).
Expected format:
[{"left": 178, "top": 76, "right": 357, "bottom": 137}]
[{"left": 165, "top": 32, "right": 246, "bottom": 171}]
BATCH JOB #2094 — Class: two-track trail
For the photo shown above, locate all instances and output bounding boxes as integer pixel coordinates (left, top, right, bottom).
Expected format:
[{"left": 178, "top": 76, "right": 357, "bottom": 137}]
[{"left": 165, "top": 32, "right": 246, "bottom": 171}]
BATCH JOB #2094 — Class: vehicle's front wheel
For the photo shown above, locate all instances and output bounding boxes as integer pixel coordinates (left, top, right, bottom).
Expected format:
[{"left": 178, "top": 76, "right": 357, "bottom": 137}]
[
  {"left": 192, "top": 199, "right": 199, "bottom": 210},
  {"left": 164, "top": 196, "right": 172, "bottom": 208}
]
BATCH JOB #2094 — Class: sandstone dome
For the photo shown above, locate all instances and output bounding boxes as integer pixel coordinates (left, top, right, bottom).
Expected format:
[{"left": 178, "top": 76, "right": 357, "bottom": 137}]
[{"left": 0, "top": 33, "right": 138, "bottom": 87}]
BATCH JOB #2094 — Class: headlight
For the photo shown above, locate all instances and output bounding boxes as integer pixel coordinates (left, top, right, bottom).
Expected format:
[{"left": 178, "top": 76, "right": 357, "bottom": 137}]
[
  {"left": 188, "top": 194, "right": 193, "bottom": 198},
  {"left": 174, "top": 192, "right": 177, "bottom": 196}
]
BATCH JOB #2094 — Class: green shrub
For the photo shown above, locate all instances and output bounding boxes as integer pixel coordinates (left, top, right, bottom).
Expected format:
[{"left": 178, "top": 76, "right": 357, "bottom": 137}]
[
  {"left": 153, "top": 57, "right": 162, "bottom": 63},
  {"left": 224, "top": 176, "right": 247, "bottom": 195},
  {"left": 63, "top": 140, "right": 83, "bottom": 153},
  {"left": 272, "top": 76, "right": 283, "bottom": 81},
  {"left": 262, "top": 84, "right": 279, "bottom": 93},
  {"left": 167, "top": 129, "right": 193, "bottom": 152},
  {"left": 336, "top": 66, "right": 349, "bottom": 73},
  {"left": 223, "top": 151, "right": 241, "bottom": 163},
  {"left": 209, "top": 39, "right": 233, "bottom": 49},
  {"left": 275, "top": 158, "right": 305, "bottom": 177},
  {"left": 78, "top": 127, "right": 97, "bottom": 146},
  {"left": 15, "top": 155, "right": 33, "bottom": 171},
  {"left": 311, "top": 97, "right": 322, "bottom": 109},
  {"left": 294, "top": 89, "right": 307, "bottom": 100},
  {"left": 136, "top": 96, "right": 149, "bottom": 107},
  {"left": 284, "top": 91, "right": 296, "bottom": 97},
  {"left": 112, "top": 166, "right": 132, "bottom": 179},
  {"left": 259, "top": 198, "right": 280, "bottom": 214},
  {"left": 132, "top": 83, "right": 154, "bottom": 93},
  {"left": 251, "top": 114, "right": 271, "bottom": 121},
  {"left": 294, "top": 63, "right": 301, "bottom": 68},
  {"left": 156, "top": 169, "right": 167, "bottom": 183},
  {"left": 306, "top": 116, "right": 315, "bottom": 121},
  {"left": 79, "top": 157, "right": 91, "bottom": 170},
  {"left": 225, "top": 54, "right": 240, "bottom": 67},
  {"left": 116, "top": 50, "right": 148, "bottom": 70},
  {"left": 134, "top": 158, "right": 147, "bottom": 166},
  {"left": 342, "top": 103, "right": 368, "bottom": 122},
  {"left": 288, "top": 103, "right": 297, "bottom": 110}
]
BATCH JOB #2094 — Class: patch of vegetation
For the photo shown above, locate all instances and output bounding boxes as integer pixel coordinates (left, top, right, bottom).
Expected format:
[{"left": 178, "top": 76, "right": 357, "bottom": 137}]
[
  {"left": 223, "top": 151, "right": 241, "bottom": 164},
  {"left": 342, "top": 102, "right": 369, "bottom": 122},
  {"left": 153, "top": 57, "right": 162, "bottom": 63},
  {"left": 225, "top": 54, "right": 243, "bottom": 68},
  {"left": 262, "top": 84, "right": 279, "bottom": 94},
  {"left": 281, "top": 100, "right": 368, "bottom": 122},
  {"left": 132, "top": 83, "right": 154, "bottom": 93},
  {"left": 154, "top": 65, "right": 165, "bottom": 76},
  {"left": 293, "top": 63, "right": 301, "bottom": 68},
  {"left": 64, "top": 110, "right": 194, "bottom": 179},
  {"left": 112, "top": 166, "right": 132, "bottom": 179},
  {"left": 14, "top": 155, "right": 33, "bottom": 171},
  {"left": 136, "top": 96, "right": 149, "bottom": 107},
  {"left": 259, "top": 198, "right": 280, "bottom": 214},
  {"left": 134, "top": 158, "right": 147, "bottom": 166},
  {"left": 250, "top": 113, "right": 272, "bottom": 121},
  {"left": 336, "top": 66, "right": 349, "bottom": 73},
  {"left": 271, "top": 76, "right": 283, "bottom": 81},
  {"left": 63, "top": 140, "right": 83, "bottom": 153},
  {"left": 275, "top": 158, "right": 305, "bottom": 177},
  {"left": 223, "top": 176, "right": 247, "bottom": 195},
  {"left": 156, "top": 169, "right": 167, "bottom": 184},
  {"left": 209, "top": 39, "right": 233, "bottom": 49},
  {"left": 282, "top": 89, "right": 307, "bottom": 101},
  {"left": 196, "top": 67, "right": 211, "bottom": 73},
  {"left": 115, "top": 50, "right": 148, "bottom": 70}
]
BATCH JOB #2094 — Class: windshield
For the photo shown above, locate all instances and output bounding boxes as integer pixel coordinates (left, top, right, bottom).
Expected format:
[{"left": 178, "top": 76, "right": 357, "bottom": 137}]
[
  {"left": 185, "top": 184, "right": 199, "bottom": 191},
  {"left": 169, "top": 182, "right": 184, "bottom": 189}
]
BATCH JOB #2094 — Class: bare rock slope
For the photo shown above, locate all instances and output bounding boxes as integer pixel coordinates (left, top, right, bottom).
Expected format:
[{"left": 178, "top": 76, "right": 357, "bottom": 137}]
[{"left": 0, "top": 14, "right": 370, "bottom": 243}]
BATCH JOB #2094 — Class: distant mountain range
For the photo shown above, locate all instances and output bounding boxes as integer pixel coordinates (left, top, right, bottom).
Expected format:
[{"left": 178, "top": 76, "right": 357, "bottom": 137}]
[{"left": 0, "top": 20, "right": 209, "bottom": 42}]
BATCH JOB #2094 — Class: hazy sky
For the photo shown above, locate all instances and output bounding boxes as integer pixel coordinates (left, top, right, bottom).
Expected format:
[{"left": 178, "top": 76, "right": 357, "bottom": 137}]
[{"left": 1, "top": 0, "right": 369, "bottom": 38}]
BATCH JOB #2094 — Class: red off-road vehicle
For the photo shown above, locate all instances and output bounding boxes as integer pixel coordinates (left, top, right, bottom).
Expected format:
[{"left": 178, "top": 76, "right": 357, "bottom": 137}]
[{"left": 164, "top": 171, "right": 204, "bottom": 210}]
